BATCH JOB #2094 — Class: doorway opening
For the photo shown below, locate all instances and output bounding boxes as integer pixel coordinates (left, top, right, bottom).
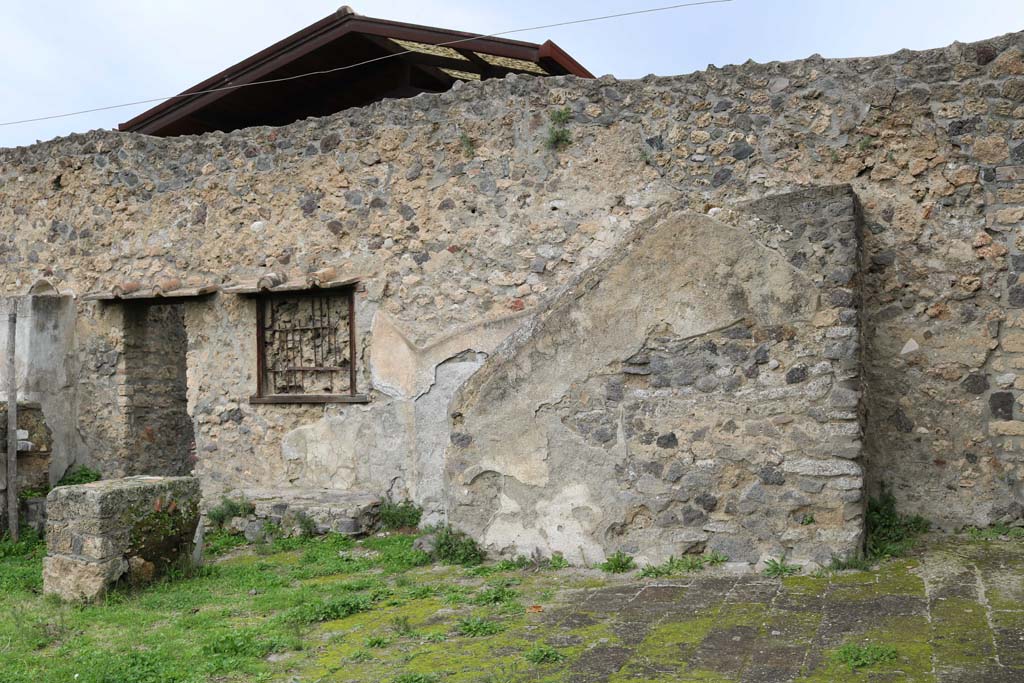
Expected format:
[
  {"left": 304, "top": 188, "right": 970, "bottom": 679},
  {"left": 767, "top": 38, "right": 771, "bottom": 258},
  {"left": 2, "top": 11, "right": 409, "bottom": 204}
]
[{"left": 122, "top": 302, "right": 194, "bottom": 476}]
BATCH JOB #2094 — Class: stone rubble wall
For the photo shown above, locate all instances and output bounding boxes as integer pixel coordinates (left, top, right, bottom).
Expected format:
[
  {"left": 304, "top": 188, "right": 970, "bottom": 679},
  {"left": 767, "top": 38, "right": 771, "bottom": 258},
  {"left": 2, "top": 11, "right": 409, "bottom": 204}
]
[
  {"left": 0, "top": 402, "right": 53, "bottom": 493},
  {"left": 43, "top": 476, "right": 199, "bottom": 601},
  {"left": 1, "top": 31, "right": 1023, "bottom": 559},
  {"left": 448, "top": 186, "right": 864, "bottom": 566}
]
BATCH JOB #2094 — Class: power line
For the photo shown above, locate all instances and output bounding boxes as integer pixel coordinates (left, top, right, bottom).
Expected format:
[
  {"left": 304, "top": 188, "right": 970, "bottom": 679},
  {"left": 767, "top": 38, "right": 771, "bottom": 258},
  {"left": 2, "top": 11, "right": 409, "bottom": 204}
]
[{"left": 0, "top": 0, "right": 733, "bottom": 128}]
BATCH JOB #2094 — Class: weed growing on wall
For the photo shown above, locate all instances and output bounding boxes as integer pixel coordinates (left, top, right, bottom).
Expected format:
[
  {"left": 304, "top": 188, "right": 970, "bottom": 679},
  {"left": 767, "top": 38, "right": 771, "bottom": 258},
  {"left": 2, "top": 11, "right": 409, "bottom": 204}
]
[
  {"left": 432, "top": 525, "right": 485, "bottom": 566},
  {"left": 545, "top": 107, "right": 573, "bottom": 150},
  {"left": 865, "top": 484, "right": 930, "bottom": 559},
  {"left": 763, "top": 557, "right": 801, "bottom": 577},
  {"left": 205, "top": 497, "right": 255, "bottom": 528},
  {"left": 459, "top": 131, "right": 476, "bottom": 158},
  {"left": 380, "top": 500, "right": 423, "bottom": 531},
  {"left": 598, "top": 551, "right": 635, "bottom": 573}
]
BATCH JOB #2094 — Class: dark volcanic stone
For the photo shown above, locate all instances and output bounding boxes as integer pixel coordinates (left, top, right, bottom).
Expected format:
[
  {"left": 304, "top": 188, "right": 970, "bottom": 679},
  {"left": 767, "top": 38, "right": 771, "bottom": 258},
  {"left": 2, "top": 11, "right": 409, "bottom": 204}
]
[
  {"left": 785, "top": 365, "right": 808, "bottom": 384},
  {"left": 1009, "top": 285, "right": 1024, "bottom": 308},
  {"left": 962, "top": 373, "right": 989, "bottom": 395},
  {"left": 655, "top": 432, "right": 678, "bottom": 449},
  {"left": 892, "top": 407, "right": 914, "bottom": 433},
  {"left": 758, "top": 467, "right": 785, "bottom": 485},
  {"left": 712, "top": 167, "right": 733, "bottom": 187},
  {"left": 989, "top": 392, "right": 1015, "bottom": 420},
  {"left": 731, "top": 141, "right": 755, "bottom": 160},
  {"left": 696, "top": 493, "right": 718, "bottom": 512}
]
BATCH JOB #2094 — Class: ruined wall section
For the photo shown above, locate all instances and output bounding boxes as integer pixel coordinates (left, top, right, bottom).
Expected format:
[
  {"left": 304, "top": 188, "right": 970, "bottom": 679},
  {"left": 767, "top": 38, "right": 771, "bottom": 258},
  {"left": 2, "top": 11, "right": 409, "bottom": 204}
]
[
  {"left": 447, "top": 186, "right": 864, "bottom": 566},
  {"left": 1, "top": 33, "right": 1023, "bottom": 527}
]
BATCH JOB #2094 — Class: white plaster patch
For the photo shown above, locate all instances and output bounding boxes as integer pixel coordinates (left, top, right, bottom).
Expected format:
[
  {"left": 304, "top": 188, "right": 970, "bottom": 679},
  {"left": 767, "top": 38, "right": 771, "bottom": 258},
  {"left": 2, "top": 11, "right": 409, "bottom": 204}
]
[{"left": 483, "top": 483, "right": 605, "bottom": 566}]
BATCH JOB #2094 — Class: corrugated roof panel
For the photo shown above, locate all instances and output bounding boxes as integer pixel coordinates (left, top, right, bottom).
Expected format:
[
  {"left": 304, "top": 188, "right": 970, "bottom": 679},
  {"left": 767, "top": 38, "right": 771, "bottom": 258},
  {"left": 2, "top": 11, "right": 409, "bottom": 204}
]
[
  {"left": 476, "top": 53, "right": 548, "bottom": 75},
  {"left": 391, "top": 39, "right": 470, "bottom": 61},
  {"left": 439, "top": 68, "right": 481, "bottom": 81}
]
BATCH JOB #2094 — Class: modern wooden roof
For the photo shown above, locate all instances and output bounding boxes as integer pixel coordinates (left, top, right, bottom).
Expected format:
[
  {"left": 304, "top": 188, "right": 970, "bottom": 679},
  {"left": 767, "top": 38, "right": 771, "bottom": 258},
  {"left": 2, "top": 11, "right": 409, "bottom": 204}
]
[{"left": 118, "top": 6, "right": 593, "bottom": 137}]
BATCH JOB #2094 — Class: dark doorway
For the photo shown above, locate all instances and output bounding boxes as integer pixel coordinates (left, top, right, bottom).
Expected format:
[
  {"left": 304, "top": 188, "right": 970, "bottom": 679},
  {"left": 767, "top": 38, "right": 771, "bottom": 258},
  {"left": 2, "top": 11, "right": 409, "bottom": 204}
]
[{"left": 122, "top": 303, "right": 194, "bottom": 476}]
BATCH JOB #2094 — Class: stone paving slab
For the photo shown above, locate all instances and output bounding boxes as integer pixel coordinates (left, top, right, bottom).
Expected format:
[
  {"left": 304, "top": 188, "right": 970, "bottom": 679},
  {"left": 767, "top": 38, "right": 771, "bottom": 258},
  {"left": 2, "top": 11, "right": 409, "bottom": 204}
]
[
  {"left": 528, "top": 538, "right": 1024, "bottom": 682},
  {"left": 294, "top": 537, "right": 1023, "bottom": 682}
]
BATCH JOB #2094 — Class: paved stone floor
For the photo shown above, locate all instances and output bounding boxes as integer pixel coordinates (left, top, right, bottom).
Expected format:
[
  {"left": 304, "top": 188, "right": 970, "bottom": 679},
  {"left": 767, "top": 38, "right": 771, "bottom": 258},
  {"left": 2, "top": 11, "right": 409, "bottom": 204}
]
[{"left": 531, "top": 538, "right": 1023, "bottom": 682}]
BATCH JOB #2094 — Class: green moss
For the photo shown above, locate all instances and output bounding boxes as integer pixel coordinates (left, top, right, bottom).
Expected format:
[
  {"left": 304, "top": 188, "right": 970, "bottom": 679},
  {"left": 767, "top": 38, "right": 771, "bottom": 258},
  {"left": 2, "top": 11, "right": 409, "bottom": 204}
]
[
  {"left": 715, "top": 601, "right": 769, "bottom": 630},
  {"left": 870, "top": 561, "right": 925, "bottom": 596},
  {"left": 928, "top": 597, "right": 993, "bottom": 668},
  {"left": 781, "top": 574, "right": 829, "bottom": 595},
  {"left": 636, "top": 616, "right": 717, "bottom": 661}
]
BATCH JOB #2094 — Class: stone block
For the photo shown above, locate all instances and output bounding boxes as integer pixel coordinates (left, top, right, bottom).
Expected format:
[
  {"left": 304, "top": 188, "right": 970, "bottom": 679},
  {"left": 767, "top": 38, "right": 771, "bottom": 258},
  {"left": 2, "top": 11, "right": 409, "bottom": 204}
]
[
  {"left": 42, "top": 555, "right": 127, "bottom": 602},
  {"left": 43, "top": 476, "right": 200, "bottom": 601},
  {"left": 238, "top": 488, "right": 381, "bottom": 538},
  {"left": 1002, "top": 331, "right": 1024, "bottom": 353},
  {"left": 782, "top": 458, "right": 862, "bottom": 477},
  {"left": 990, "top": 420, "right": 1024, "bottom": 436}
]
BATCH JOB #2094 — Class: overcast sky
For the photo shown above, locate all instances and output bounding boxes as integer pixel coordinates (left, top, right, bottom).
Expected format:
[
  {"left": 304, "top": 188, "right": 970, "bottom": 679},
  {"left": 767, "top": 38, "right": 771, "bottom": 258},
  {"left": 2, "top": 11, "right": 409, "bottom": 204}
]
[{"left": 2, "top": 0, "right": 1023, "bottom": 148}]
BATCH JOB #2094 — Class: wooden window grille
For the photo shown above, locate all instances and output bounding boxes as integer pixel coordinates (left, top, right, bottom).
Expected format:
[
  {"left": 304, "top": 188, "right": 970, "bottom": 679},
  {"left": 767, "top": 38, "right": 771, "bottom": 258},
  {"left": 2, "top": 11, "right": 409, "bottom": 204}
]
[{"left": 250, "top": 286, "right": 367, "bottom": 403}]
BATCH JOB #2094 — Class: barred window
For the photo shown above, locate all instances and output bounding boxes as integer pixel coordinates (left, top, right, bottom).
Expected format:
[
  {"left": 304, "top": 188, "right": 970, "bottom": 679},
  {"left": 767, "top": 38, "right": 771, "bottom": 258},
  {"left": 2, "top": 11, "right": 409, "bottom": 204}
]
[{"left": 250, "top": 286, "right": 366, "bottom": 403}]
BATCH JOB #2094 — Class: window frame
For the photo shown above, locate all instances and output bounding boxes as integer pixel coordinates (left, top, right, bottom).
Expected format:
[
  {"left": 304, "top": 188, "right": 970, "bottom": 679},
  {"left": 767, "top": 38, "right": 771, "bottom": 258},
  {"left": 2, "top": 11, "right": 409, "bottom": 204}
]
[{"left": 248, "top": 284, "right": 368, "bottom": 405}]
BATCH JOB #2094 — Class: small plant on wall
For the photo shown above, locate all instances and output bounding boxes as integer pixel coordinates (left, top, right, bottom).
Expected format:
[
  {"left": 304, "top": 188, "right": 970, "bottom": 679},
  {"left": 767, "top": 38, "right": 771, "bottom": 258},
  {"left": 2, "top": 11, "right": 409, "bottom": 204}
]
[{"left": 545, "top": 107, "right": 573, "bottom": 151}]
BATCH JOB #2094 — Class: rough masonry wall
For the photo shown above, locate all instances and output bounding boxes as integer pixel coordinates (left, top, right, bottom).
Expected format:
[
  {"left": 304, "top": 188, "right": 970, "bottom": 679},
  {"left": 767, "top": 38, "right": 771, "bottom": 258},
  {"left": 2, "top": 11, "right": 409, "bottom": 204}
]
[
  {"left": 1, "top": 32, "right": 1023, "bottom": 540},
  {"left": 447, "top": 186, "right": 864, "bottom": 565},
  {"left": 121, "top": 303, "right": 192, "bottom": 476}
]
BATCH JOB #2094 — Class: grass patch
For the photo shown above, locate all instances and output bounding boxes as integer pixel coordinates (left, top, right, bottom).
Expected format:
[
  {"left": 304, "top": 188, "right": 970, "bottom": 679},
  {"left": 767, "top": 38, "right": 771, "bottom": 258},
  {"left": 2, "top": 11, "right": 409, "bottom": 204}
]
[
  {"left": 0, "top": 529, "right": 46, "bottom": 593},
  {"left": 524, "top": 642, "right": 565, "bottom": 664},
  {"left": 965, "top": 523, "right": 1024, "bottom": 540},
  {"left": 457, "top": 616, "right": 504, "bottom": 637},
  {"left": 283, "top": 594, "right": 373, "bottom": 624},
  {"left": 829, "top": 554, "right": 874, "bottom": 572},
  {"left": 640, "top": 554, "right": 706, "bottom": 578},
  {"left": 394, "top": 673, "right": 440, "bottom": 683},
  {"left": 472, "top": 584, "right": 519, "bottom": 606},
  {"left": 204, "top": 528, "right": 246, "bottom": 557},
  {"left": 366, "top": 633, "right": 393, "bottom": 648},
  {"left": 599, "top": 551, "right": 636, "bottom": 574},
  {"left": 56, "top": 465, "right": 102, "bottom": 486},
  {"left": 546, "top": 553, "right": 570, "bottom": 569},
  {"left": 380, "top": 500, "right": 423, "bottom": 531},
  {"left": 291, "top": 510, "right": 318, "bottom": 537},
  {"left": 390, "top": 615, "right": 417, "bottom": 637},
  {"left": 640, "top": 550, "right": 726, "bottom": 577},
  {"left": 831, "top": 642, "right": 898, "bottom": 670},
  {"left": 18, "top": 485, "right": 50, "bottom": 501}
]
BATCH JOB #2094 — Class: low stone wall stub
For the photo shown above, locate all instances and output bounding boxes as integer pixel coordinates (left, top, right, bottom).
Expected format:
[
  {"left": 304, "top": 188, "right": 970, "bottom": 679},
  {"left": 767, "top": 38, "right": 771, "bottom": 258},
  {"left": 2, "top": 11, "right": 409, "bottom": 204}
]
[{"left": 43, "top": 476, "right": 200, "bottom": 601}]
